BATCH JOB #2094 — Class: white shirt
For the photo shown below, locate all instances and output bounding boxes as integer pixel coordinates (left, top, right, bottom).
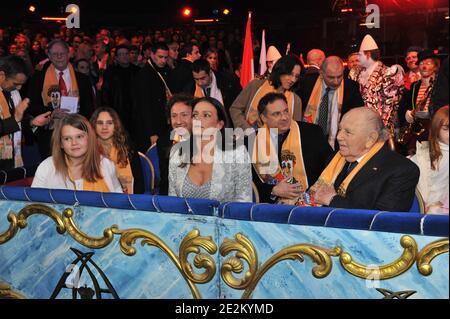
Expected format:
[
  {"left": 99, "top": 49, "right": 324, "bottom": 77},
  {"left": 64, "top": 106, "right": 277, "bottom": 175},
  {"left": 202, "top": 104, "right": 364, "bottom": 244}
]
[
  {"left": 32, "top": 156, "right": 123, "bottom": 193},
  {"left": 410, "top": 141, "right": 449, "bottom": 214},
  {"left": 320, "top": 81, "right": 341, "bottom": 148}
]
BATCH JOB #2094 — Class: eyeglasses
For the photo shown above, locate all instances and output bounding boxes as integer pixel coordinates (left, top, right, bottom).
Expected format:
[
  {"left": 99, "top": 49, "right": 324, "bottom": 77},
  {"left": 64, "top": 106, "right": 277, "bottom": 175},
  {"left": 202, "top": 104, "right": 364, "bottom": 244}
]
[{"left": 419, "top": 61, "right": 435, "bottom": 66}]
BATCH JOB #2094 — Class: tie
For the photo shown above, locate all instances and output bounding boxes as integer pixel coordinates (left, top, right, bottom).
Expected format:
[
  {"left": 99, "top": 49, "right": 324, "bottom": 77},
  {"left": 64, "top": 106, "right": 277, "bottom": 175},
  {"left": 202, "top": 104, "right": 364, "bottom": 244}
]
[
  {"left": 59, "top": 71, "right": 68, "bottom": 96},
  {"left": 334, "top": 161, "right": 358, "bottom": 190},
  {"left": 346, "top": 161, "right": 358, "bottom": 174},
  {"left": 317, "top": 87, "right": 331, "bottom": 135},
  {"left": 204, "top": 87, "right": 211, "bottom": 97}
]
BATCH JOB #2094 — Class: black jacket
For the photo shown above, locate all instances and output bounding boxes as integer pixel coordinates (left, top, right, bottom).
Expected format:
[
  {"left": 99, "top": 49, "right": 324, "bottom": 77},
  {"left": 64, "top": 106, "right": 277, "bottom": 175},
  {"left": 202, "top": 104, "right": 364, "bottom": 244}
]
[
  {"left": 430, "top": 57, "right": 449, "bottom": 115},
  {"left": 249, "top": 121, "right": 334, "bottom": 203},
  {"left": 169, "top": 59, "right": 194, "bottom": 94},
  {"left": 101, "top": 64, "right": 141, "bottom": 135},
  {"left": 133, "top": 62, "right": 171, "bottom": 152},
  {"left": 329, "top": 144, "right": 419, "bottom": 212}
]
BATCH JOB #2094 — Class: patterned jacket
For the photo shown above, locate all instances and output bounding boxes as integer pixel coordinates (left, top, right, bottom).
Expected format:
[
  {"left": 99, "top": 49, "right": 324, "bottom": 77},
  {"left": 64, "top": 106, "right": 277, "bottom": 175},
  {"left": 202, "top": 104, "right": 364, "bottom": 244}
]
[{"left": 350, "top": 61, "right": 404, "bottom": 132}]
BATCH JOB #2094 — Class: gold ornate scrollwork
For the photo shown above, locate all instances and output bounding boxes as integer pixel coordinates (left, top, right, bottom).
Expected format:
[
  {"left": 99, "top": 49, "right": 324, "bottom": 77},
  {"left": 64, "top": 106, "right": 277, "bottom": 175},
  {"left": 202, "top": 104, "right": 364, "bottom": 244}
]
[
  {"left": 417, "top": 238, "right": 449, "bottom": 276},
  {"left": 219, "top": 233, "right": 341, "bottom": 299},
  {"left": 241, "top": 244, "right": 341, "bottom": 299},
  {"left": 0, "top": 213, "right": 19, "bottom": 245},
  {"left": 340, "top": 235, "right": 418, "bottom": 280},
  {"left": 62, "top": 208, "right": 116, "bottom": 249},
  {"left": 0, "top": 282, "right": 26, "bottom": 299},
  {"left": 113, "top": 227, "right": 207, "bottom": 299},
  {"left": 1, "top": 204, "right": 66, "bottom": 245},
  {"left": 17, "top": 204, "right": 66, "bottom": 233},
  {"left": 220, "top": 233, "right": 258, "bottom": 290},
  {"left": 179, "top": 229, "right": 217, "bottom": 284}
]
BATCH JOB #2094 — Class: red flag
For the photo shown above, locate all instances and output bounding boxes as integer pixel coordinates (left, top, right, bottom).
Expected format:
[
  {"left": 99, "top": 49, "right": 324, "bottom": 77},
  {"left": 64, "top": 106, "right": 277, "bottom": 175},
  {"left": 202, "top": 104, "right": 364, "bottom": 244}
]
[{"left": 240, "top": 12, "right": 254, "bottom": 88}]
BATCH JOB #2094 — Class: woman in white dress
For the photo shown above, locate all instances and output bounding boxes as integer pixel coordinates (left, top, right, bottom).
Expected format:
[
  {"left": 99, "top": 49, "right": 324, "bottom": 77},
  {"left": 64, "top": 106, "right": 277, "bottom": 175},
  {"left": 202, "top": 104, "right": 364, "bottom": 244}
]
[
  {"left": 32, "top": 113, "right": 122, "bottom": 192},
  {"left": 410, "top": 105, "right": 449, "bottom": 214}
]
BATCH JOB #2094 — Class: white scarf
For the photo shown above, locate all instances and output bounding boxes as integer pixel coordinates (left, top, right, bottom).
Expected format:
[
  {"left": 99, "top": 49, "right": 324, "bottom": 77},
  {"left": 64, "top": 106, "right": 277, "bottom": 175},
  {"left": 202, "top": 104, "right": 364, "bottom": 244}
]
[{"left": 207, "top": 72, "right": 224, "bottom": 105}]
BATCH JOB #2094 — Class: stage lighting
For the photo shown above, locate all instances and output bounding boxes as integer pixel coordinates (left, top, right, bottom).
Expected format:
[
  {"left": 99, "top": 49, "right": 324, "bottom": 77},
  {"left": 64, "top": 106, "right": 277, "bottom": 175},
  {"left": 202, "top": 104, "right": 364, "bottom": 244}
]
[
  {"left": 29, "top": 5, "right": 36, "bottom": 12},
  {"left": 182, "top": 7, "right": 192, "bottom": 17},
  {"left": 223, "top": 9, "right": 230, "bottom": 15}
]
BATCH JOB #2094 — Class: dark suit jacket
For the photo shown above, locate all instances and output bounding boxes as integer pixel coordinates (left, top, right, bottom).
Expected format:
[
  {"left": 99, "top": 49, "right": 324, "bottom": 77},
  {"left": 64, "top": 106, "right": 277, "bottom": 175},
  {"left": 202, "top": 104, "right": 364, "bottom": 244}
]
[
  {"left": 169, "top": 59, "right": 194, "bottom": 94},
  {"left": 26, "top": 66, "right": 95, "bottom": 158},
  {"left": 329, "top": 144, "right": 419, "bottom": 212},
  {"left": 296, "top": 73, "right": 364, "bottom": 118},
  {"left": 133, "top": 63, "right": 171, "bottom": 152},
  {"left": 430, "top": 57, "right": 449, "bottom": 115},
  {"left": 183, "top": 70, "right": 242, "bottom": 122},
  {"left": 249, "top": 121, "right": 334, "bottom": 203},
  {"left": 101, "top": 64, "right": 140, "bottom": 135}
]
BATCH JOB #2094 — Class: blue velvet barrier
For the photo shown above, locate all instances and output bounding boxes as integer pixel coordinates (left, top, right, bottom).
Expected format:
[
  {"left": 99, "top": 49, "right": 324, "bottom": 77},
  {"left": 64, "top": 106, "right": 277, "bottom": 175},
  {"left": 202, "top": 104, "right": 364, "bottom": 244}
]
[{"left": 0, "top": 186, "right": 447, "bottom": 236}]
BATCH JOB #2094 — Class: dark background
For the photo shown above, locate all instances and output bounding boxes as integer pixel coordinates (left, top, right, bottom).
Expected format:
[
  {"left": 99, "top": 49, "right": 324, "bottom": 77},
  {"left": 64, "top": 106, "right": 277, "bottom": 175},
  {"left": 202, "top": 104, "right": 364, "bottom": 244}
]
[{"left": 1, "top": 0, "right": 448, "bottom": 59}]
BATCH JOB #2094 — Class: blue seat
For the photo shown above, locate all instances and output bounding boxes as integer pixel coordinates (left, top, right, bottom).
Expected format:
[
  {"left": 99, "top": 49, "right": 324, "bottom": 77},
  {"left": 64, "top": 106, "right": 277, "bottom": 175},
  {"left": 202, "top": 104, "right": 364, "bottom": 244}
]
[
  {"left": 146, "top": 143, "right": 161, "bottom": 188},
  {"left": 409, "top": 188, "right": 426, "bottom": 213},
  {"left": 138, "top": 152, "right": 155, "bottom": 194}
]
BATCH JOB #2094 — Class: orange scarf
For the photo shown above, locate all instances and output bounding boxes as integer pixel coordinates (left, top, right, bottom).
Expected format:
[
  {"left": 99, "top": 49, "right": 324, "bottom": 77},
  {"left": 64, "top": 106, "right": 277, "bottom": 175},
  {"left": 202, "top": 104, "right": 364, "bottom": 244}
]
[
  {"left": 0, "top": 91, "right": 23, "bottom": 166},
  {"left": 246, "top": 80, "right": 295, "bottom": 127},
  {"left": 66, "top": 156, "right": 110, "bottom": 192},
  {"left": 110, "top": 145, "right": 133, "bottom": 194},
  {"left": 303, "top": 76, "right": 344, "bottom": 125},
  {"left": 42, "top": 63, "right": 79, "bottom": 107},
  {"left": 316, "top": 141, "right": 385, "bottom": 197},
  {"left": 252, "top": 121, "right": 308, "bottom": 205}
]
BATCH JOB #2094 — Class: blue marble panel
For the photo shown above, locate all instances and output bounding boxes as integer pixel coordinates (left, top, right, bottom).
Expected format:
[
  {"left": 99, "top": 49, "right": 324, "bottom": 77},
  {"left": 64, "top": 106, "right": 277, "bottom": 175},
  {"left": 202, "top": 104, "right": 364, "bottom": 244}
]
[{"left": 0, "top": 199, "right": 448, "bottom": 299}]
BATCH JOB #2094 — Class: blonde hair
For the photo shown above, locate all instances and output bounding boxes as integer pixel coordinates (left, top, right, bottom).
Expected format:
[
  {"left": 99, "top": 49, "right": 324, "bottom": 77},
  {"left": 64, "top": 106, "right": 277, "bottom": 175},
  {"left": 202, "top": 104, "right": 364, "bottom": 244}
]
[
  {"left": 429, "top": 106, "right": 449, "bottom": 170},
  {"left": 51, "top": 114, "right": 103, "bottom": 182}
]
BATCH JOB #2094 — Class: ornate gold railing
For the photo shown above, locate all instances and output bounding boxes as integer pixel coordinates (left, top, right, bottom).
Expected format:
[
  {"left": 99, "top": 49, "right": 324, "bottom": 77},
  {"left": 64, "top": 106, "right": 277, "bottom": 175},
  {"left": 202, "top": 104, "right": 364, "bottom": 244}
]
[{"left": 0, "top": 204, "right": 448, "bottom": 299}]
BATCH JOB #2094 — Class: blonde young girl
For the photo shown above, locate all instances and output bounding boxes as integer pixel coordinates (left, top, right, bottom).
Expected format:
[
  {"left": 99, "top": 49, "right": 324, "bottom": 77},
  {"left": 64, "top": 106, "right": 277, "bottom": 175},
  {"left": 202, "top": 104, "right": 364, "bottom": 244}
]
[{"left": 32, "top": 113, "right": 122, "bottom": 192}]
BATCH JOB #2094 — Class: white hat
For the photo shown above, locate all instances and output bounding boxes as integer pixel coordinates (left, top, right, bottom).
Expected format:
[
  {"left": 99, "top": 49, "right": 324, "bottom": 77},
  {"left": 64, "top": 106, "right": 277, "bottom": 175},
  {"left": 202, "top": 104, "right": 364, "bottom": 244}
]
[
  {"left": 267, "top": 46, "right": 282, "bottom": 62},
  {"left": 359, "top": 34, "right": 378, "bottom": 51}
]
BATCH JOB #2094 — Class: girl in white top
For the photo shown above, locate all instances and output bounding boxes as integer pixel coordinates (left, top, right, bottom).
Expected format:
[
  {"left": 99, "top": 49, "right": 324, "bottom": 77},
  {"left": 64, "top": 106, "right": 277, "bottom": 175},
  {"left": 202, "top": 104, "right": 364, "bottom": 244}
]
[
  {"left": 410, "top": 106, "right": 449, "bottom": 214},
  {"left": 32, "top": 113, "right": 122, "bottom": 192}
]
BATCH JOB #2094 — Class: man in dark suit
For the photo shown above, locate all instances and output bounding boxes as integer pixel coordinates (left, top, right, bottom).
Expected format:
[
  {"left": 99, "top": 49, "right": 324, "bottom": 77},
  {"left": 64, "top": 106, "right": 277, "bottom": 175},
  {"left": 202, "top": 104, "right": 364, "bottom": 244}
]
[
  {"left": 311, "top": 107, "right": 419, "bottom": 212},
  {"left": 169, "top": 43, "right": 201, "bottom": 94},
  {"left": 27, "top": 39, "right": 94, "bottom": 158},
  {"left": 249, "top": 92, "right": 334, "bottom": 203},
  {"left": 133, "top": 42, "right": 172, "bottom": 152},
  {"left": 101, "top": 44, "right": 140, "bottom": 136},
  {"left": 185, "top": 59, "right": 241, "bottom": 123},
  {"left": 0, "top": 56, "right": 51, "bottom": 170},
  {"left": 296, "top": 56, "right": 364, "bottom": 149}
]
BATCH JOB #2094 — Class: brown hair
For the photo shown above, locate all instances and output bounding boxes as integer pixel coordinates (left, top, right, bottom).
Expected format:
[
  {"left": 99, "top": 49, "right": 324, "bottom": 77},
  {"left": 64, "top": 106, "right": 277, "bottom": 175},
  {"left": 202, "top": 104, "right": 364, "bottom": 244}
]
[
  {"left": 90, "top": 107, "right": 129, "bottom": 167},
  {"left": 429, "top": 105, "right": 449, "bottom": 170},
  {"left": 51, "top": 113, "right": 103, "bottom": 182}
]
